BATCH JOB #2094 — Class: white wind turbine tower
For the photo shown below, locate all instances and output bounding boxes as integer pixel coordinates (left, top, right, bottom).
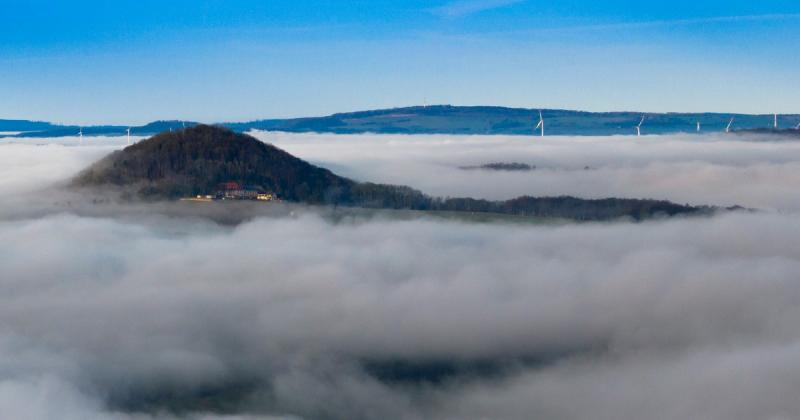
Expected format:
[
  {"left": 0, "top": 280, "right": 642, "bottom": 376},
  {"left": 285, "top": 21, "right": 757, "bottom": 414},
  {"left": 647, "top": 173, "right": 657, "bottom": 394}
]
[
  {"left": 774, "top": 113, "right": 778, "bottom": 129},
  {"left": 126, "top": 128, "right": 131, "bottom": 146},
  {"left": 726, "top": 117, "right": 735, "bottom": 133},
  {"left": 535, "top": 111, "right": 544, "bottom": 137},
  {"left": 697, "top": 121, "right": 701, "bottom": 132},
  {"left": 635, "top": 115, "right": 645, "bottom": 137},
  {"left": 78, "top": 127, "right": 83, "bottom": 145}
]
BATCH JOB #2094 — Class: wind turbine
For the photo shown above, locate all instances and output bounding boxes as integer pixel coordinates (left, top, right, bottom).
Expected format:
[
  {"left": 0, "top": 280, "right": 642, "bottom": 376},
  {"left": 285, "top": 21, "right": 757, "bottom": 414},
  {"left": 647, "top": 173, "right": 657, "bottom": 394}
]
[
  {"left": 697, "top": 121, "right": 701, "bottom": 132},
  {"left": 534, "top": 111, "right": 544, "bottom": 137},
  {"left": 635, "top": 115, "right": 645, "bottom": 137},
  {"left": 78, "top": 127, "right": 83, "bottom": 145},
  {"left": 774, "top": 113, "right": 778, "bottom": 129},
  {"left": 126, "top": 128, "right": 131, "bottom": 146},
  {"left": 726, "top": 117, "right": 735, "bottom": 133}
]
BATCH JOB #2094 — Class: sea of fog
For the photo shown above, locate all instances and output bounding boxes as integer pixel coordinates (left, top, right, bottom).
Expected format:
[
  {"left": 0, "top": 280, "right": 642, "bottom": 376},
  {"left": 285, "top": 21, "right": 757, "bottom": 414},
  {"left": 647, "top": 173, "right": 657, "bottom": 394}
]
[{"left": 1, "top": 133, "right": 800, "bottom": 420}]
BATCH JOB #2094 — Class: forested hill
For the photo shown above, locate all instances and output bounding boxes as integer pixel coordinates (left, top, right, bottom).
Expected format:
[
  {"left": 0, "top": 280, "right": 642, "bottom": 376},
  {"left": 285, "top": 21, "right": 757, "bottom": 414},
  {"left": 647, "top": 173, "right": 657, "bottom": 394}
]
[
  {"left": 6, "top": 106, "right": 800, "bottom": 137},
  {"left": 72, "top": 125, "right": 354, "bottom": 203},
  {"left": 72, "top": 125, "right": 711, "bottom": 221}
]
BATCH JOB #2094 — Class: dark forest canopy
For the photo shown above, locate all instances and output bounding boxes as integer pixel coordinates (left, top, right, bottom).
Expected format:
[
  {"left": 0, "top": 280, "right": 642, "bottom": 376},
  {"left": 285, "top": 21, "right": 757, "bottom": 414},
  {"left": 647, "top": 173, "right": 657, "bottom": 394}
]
[
  {"left": 73, "top": 125, "right": 352, "bottom": 203},
  {"left": 72, "top": 125, "right": 713, "bottom": 221}
]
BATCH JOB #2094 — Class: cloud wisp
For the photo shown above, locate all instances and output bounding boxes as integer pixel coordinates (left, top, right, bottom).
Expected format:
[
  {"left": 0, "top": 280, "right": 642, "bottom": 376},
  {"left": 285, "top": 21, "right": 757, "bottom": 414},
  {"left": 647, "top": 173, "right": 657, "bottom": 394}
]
[
  {"left": 538, "top": 13, "right": 800, "bottom": 34},
  {"left": 431, "top": 0, "right": 525, "bottom": 18}
]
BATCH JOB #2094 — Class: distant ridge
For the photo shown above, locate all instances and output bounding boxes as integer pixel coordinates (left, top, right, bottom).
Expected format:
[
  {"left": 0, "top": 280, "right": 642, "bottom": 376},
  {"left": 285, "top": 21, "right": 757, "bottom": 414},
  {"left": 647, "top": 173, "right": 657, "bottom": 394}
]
[
  {"left": 226, "top": 106, "right": 800, "bottom": 136},
  {"left": 0, "top": 119, "right": 57, "bottom": 132},
  {"left": 731, "top": 128, "right": 800, "bottom": 137},
  {"left": 3, "top": 120, "right": 199, "bottom": 138},
  {"left": 71, "top": 125, "right": 711, "bottom": 221},
  {"left": 5, "top": 106, "right": 800, "bottom": 138}
]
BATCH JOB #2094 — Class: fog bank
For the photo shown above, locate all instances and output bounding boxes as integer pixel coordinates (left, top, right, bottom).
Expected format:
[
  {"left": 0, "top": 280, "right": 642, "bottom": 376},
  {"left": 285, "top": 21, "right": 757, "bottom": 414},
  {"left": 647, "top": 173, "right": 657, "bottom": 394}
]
[
  {"left": 257, "top": 131, "right": 800, "bottom": 211},
  {"left": 2, "top": 134, "right": 800, "bottom": 419}
]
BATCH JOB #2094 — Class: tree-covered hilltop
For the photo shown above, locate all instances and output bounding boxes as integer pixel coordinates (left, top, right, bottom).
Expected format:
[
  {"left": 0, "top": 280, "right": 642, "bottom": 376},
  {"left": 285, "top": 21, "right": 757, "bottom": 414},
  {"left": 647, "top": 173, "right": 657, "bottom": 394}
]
[
  {"left": 72, "top": 125, "right": 353, "bottom": 203},
  {"left": 72, "top": 125, "right": 710, "bottom": 221}
]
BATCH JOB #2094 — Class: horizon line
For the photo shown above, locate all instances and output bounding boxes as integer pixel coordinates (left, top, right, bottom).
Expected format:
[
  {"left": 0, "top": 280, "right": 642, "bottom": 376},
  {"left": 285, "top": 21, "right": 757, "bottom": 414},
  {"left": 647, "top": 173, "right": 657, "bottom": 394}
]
[{"left": 4, "top": 104, "right": 800, "bottom": 127}]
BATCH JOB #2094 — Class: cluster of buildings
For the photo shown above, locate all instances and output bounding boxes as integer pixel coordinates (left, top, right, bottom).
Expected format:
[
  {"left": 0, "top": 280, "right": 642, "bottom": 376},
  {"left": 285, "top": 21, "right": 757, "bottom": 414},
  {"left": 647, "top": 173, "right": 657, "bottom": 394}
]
[{"left": 187, "top": 182, "right": 277, "bottom": 202}]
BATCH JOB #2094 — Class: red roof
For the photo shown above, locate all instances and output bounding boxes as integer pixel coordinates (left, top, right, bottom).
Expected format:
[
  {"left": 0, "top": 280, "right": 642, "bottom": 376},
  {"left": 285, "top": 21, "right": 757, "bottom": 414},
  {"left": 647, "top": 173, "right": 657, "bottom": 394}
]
[{"left": 221, "top": 182, "right": 241, "bottom": 190}]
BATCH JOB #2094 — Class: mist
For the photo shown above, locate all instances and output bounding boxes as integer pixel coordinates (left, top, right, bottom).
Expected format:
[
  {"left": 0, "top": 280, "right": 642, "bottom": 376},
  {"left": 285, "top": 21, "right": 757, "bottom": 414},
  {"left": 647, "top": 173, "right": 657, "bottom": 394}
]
[
  {"left": 256, "top": 131, "right": 800, "bottom": 211},
  {"left": 2, "top": 133, "right": 800, "bottom": 419}
]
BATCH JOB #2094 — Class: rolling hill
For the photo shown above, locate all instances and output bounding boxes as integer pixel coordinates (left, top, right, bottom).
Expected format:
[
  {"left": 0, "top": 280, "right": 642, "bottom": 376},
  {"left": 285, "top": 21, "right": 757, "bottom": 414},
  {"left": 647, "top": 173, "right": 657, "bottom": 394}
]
[
  {"left": 226, "top": 106, "right": 800, "bottom": 136},
  {"left": 6, "top": 106, "right": 800, "bottom": 138}
]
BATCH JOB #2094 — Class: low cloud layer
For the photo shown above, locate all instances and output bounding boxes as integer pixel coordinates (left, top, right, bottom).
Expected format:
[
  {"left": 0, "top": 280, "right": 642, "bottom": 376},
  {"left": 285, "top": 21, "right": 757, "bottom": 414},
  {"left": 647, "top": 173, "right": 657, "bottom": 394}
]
[
  {"left": 2, "top": 134, "right": 800, "bottom": 419},
  {"left": 257, "top": 131, "right": 800, "bottom": 211}
]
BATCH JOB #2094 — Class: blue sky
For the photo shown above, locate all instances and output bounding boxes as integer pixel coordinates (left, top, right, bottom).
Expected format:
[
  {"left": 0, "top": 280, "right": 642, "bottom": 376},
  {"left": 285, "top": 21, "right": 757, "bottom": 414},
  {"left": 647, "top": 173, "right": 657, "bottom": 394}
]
[{"left": 1, "top": 0, "right": 799, "bottom": 124}]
